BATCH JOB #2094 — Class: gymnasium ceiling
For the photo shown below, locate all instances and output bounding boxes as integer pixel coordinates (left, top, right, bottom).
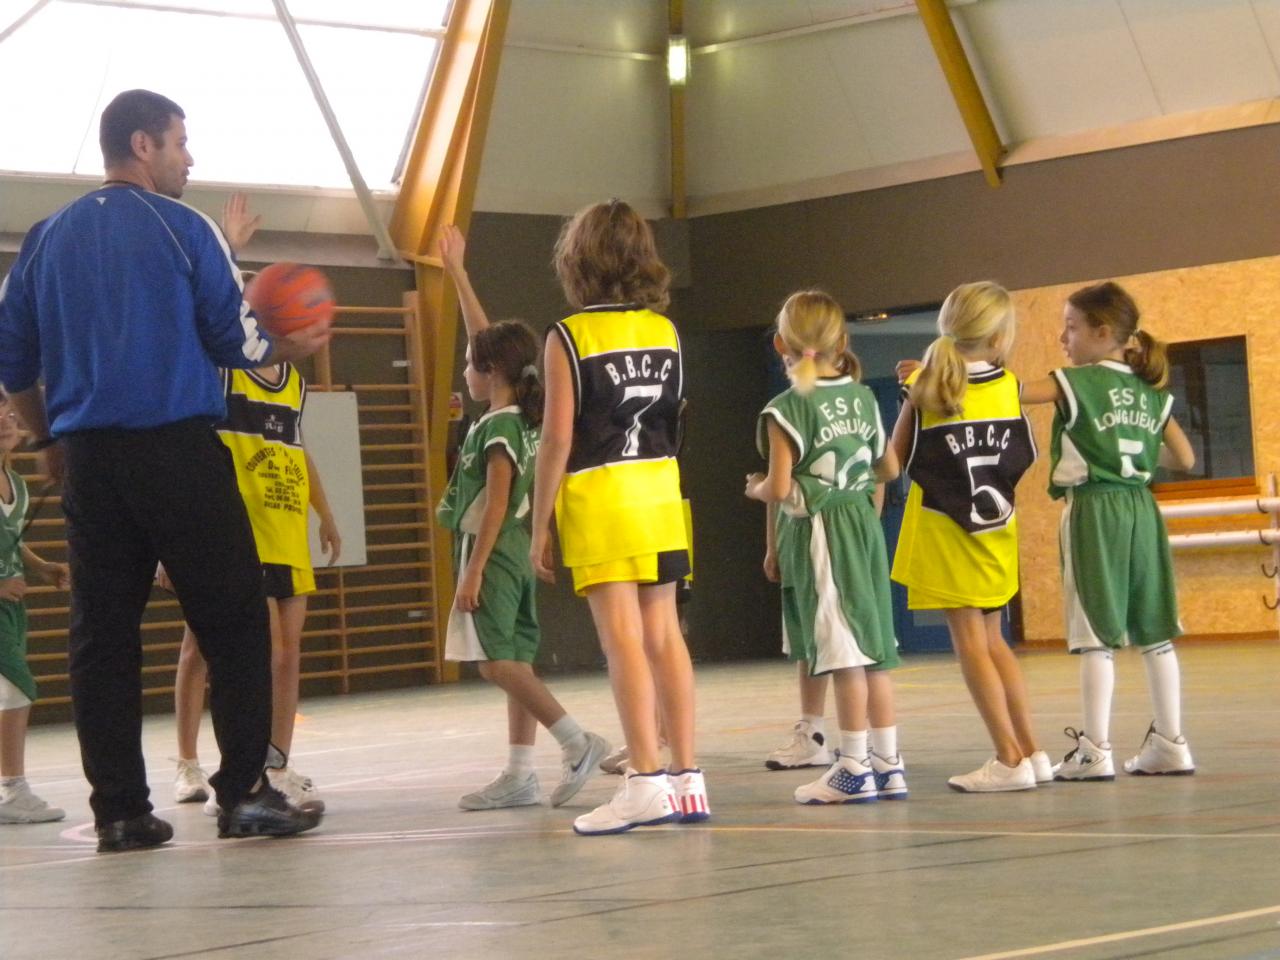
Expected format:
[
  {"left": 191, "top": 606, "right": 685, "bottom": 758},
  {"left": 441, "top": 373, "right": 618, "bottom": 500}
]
[{"left": 4, "top": 0, "right": 1280, "bottom": 251}]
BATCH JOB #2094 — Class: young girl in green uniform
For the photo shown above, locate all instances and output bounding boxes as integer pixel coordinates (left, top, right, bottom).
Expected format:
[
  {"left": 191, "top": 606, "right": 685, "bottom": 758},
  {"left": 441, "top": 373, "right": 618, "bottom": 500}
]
[
  {"left": 439, "top": 226, "right": 609, "bottom": 811},
  {"left": 1020, "top": 282, "right": 1196, "bottom": 779},
  {"left": 747, "top": 291, "right": 906, "bottom": 804},
  {"left": 0, "top": 390, "right": 69, "bottom": 824}
]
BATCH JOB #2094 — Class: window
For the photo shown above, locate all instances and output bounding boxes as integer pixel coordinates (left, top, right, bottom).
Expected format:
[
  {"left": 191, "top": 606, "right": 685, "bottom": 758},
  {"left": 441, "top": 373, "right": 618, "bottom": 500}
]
[
  {"left": 0, "top": 0, "right": 450, "bottom": 190},
  {"left": 1157, "top": 335, "right": 1253, "bottom": 483}
]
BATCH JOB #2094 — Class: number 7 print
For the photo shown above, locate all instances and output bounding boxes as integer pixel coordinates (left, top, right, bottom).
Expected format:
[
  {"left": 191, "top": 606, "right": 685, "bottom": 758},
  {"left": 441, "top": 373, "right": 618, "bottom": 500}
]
[{"left": 619, "top": 384, "right": 662, "bottom": 457}]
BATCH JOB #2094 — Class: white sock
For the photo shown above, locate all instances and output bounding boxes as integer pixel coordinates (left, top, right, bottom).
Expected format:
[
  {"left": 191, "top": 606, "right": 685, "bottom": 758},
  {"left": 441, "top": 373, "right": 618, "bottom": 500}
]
[
  {"left": 1142, "top": 643, "right": 1182, "bottom": 740},
  {"left": 869, "top": 726, "right": 898, "bottom": 761},
  {"left": 548, "top": 715, "right": 586, "bottom": 758},
  {"left": 839, "top": 730, "right": 868, "bottom": 762},
  {"left": 505, "top": 744, "right": 536, "bottom": 777},
  {"left": 802, "top": 714, "right": 825, "bottom": 737},
  {"left": 1080, "top": 649, "right": 1115, "bottom": 746}
]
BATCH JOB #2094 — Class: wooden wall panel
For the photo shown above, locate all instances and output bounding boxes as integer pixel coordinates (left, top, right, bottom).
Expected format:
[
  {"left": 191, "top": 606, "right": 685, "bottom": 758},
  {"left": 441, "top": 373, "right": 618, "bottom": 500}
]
[{"left": 1009, "top": 254, "right": 1280, "bottom": 644}]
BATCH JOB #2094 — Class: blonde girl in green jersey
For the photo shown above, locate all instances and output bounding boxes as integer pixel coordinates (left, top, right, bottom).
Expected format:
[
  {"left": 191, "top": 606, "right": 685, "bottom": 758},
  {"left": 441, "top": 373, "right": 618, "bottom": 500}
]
[
  {"left": 747, "top": 291, "right": 906, "bottom": 804},
  {"left": 1020, "top": 282, "right": 1196, "bottom": 781}
]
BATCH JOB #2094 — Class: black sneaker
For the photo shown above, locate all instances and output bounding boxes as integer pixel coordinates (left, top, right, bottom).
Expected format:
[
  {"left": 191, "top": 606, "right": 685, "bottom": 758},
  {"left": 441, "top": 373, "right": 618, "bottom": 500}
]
[
  {"left": 217, "top": 785, "right": 322, "bottom": 839},
  {"left": 96, "top": 813, "right": 174, "bottom": 853}
]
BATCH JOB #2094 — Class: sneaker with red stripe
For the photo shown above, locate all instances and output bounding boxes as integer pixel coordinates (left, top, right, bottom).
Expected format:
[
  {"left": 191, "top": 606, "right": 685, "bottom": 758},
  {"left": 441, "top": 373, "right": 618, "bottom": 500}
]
[{"left": 670, "top": 769, "right": 710, "bottom": 823}]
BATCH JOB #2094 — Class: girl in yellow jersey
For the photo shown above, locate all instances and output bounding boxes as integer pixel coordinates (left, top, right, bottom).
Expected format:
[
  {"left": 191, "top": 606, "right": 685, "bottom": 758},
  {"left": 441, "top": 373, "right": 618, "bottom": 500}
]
[
  {"left": 890, "top": 282, "right": 1050, "bottom": 793},
  {"left": 531, "top": 200, "right": 707, "bottom": 834},
  {"left": 168, "top": 361, "right": 340, "bottom": 814}
]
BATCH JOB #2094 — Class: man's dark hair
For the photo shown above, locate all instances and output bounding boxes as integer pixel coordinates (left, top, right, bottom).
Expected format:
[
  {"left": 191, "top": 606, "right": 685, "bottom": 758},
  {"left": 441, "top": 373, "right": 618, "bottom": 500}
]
[{"left": 99, "top": 89, "right": 185, "bottom": 166}]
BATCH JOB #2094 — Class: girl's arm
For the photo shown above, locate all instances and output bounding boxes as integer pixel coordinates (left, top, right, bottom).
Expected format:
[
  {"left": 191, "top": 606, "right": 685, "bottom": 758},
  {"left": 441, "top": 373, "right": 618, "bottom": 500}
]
[
  {"left": 762, "top": 502, "right": 779, "bottom": 583},
  {"left": 745, "top": 418, "right": 795, "bottom": 503},
  {"left": 890, "top": 398, "right": 915, "bottom": 469},
  {"left": 1159, "top": 416, "right": 1196, "bottom": 472},
  {"left": 873, "top": 442, "right": 900, "bottom": 484},
  {"left": 20, "top": 545, "right": 69, "bottom": 590},
  {"left": 304, "top": 450, "right": 342, "bottom": 565},
  {"left": 455, "top": 449, "right": 512, "bottom": 612},
  {"left": 1019, "top": 375, "right": 1061, "bottom": 406},
  {"left": 440, "top": 224, "right": 491, "bottom": 339},
  {"left": 530, "top": 332, "right": 574, "bottom": 582}
]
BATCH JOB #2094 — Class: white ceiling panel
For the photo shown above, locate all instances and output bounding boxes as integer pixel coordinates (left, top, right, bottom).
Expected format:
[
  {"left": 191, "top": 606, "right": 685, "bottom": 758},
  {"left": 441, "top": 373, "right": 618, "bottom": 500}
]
[
  {"left": 820, "top": 15, "right": 972, "bottom": 166},
  {"left": 959, "top": 0, "right": 1160, "bottom": 140},
  {"left": 687, "top": 0, "right": 919, "bottom": 46},
  {"left": 1119, "top": 0, "right": 1280, "bottom": 113},
  {"left": 474, "top": 46, "right": 670, "bottom": 216},
  {"left": 505, "top": 0, "right": 666, "bottom": 53},
  {"left": 687, "top": 33, "right": 875, "bottom": 196}
]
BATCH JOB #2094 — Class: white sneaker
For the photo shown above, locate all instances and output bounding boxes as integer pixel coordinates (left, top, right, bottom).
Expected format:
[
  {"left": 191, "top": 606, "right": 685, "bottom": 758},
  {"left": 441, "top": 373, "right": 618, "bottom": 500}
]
[
  {"left": 267, "top": 766, "right": 326, "bottom": 813},
  {"left": 572, "top": 769, "right": 678, "bottom": 835},
  {"left": 551, "top": 732, "right": 610, "bottom": 807},
  {"left": 1123, "top": 723, "right": 1195, "bottom": 776},
  {"left": 203, "top": 794, "right": 218, "bottom": 817},
  {"left": 1053, "top": 728, "right": 1115, "bottom": 781},
  {"left": 1029, "top": 750, "right": 1055, "bottom": 784},
  {"left": 458, "top": 770, "right": 541, "bottom": 811},
  {"left": 0, "top": 781, "right": 65, "bottom": 824},
  {"left": 869, "top": 752, "right": 908, "bottom": 800},
  {"left": 670, "top": 768, "right": 711, "bottom": 822},
  {"left": 599, "top": 744, "right": 629, "bottom": 775},
  {"left": 795, "top": 754, "right": 877, "bottom": 805},
  {"left": 766, "top": 721, "right": 832, "bottom": 770},
  {"left": 173, "top": 758, "right": 211, "bottom": 803},
  {"left": 948, "top": 757, "right": 1037, "bottom": 793}
]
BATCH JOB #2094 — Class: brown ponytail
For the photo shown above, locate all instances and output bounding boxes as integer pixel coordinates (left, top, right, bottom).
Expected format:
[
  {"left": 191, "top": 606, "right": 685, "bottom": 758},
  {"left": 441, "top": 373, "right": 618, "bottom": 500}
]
[
  {"left": 470, "top": 321, "right": 544, "bottom": 427},
  {"left": 1068, "top": 281, "right": 1169, "bottom": 387}
]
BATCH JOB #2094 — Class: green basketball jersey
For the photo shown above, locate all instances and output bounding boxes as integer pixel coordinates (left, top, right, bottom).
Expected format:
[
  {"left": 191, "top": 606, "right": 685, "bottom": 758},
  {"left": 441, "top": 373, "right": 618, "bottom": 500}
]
[
  {"left": 0, "top": 468, "right": 28, "bottom": 580},
  {"left": 1049, "top": 361, "right": 1174, "bottom": 500},
  {"left": 757, "top": 377, "right": 885, "bottom": 516},
  {"left": 437, "top": 406, "right": 539, "bottom": 534}
]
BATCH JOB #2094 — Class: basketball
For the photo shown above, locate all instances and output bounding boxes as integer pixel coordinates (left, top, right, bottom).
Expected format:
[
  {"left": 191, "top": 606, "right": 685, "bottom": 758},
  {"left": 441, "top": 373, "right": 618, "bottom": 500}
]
[{"left": 245, "top": 262, "right": 335, "bottom": 336}]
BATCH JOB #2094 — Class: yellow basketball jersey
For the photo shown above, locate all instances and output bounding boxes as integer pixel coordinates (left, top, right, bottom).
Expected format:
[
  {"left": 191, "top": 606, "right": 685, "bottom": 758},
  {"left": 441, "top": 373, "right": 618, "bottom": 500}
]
[
  {"left": 552, "top": 305, "right": 687, "bottom": 566},
  {"left": 217, "top": 364, "right": 312, "bottom": 570},
  {"left": 891, "top": 363, "right": 1035, "bottom": 608}
]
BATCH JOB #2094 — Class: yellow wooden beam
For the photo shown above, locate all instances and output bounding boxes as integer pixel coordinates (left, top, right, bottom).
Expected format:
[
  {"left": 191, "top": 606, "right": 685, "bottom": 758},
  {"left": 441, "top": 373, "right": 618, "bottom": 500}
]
[
  {"left": 389, "top": 0, "right": 512, "bottom": 682},
  {"left": 669, "top": 0, "right": 687, "bottom": 218},
  {"left": 916, "top": 0, "right": 1004, "bottom": 187}
]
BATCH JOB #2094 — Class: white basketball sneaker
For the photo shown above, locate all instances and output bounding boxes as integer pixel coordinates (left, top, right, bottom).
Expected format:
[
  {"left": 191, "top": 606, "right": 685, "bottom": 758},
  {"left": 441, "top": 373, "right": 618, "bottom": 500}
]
[
  {"left": 458, "top": 770, "right": 541, "bottom": 811},
  {"left": 766, "top": 721, "right": 832, "bottom": 770},
  {"left": 572, "top": 769, "right": 678, "bottom": 835},
  {"left": 0, "top": 780, "right": 65, "bottom": 823},
  {"left": 869, "top": 752, "right": 908, "bottom": 800},
  {"left": 670, "top": 768, "right": 711, "bottom": 823},
  {"left": 948, "top": 757, "right": 1037, "bottom": 793},
  {"left": 1029, "top": 750, "right": 1055, "bottom": 784},
  {"left": 551, "top": 732, "right": 610, "bottom": 807},
  {"left": 794, "top": 754, "right": 878, "bottom": 805},
  {"left": 1123, "top": 723, "right": 1195, "bottom": 776},
  {"left": 1053, "top": 728, "right": 1115, "bottom": 781},
  {"left": 173, "top": 758, "right": 211, "bottom": 803}
]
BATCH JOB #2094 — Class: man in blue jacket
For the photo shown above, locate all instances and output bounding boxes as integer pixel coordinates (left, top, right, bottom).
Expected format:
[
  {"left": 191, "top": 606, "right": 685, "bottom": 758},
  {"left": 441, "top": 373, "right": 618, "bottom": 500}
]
[{"left": 0, "top": 89, "right": 329, "bottom": 851}]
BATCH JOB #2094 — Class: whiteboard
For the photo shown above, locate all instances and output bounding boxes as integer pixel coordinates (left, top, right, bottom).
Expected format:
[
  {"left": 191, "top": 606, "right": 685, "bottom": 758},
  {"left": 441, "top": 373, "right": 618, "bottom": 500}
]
[{"left": 304, "top": 391, "right": 368, "bottom": 568}]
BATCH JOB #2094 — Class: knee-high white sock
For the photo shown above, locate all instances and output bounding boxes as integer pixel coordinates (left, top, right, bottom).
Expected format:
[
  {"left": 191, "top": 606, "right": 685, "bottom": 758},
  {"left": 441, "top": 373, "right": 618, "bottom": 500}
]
[
  {"left": 1080, "top": 649, "right": 1115, "bottom": 746},
  {"left": 1142, "top": 642, "right": 1182, "bottom": 740},
  {"left": 839, "top": 730, "right": 868, "bottom": 762}
]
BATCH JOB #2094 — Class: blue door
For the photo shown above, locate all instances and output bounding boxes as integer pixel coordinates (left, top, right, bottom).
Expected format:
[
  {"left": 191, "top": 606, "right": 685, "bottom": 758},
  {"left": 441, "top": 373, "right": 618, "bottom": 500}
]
[{"left": 866, "top": 377, "right": 954, "bottom": 653}]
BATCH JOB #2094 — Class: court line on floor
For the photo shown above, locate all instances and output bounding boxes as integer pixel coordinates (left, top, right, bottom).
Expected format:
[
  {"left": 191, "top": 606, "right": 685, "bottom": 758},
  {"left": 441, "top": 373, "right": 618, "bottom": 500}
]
[{"left": 949, "top": 903, "right": 1280, "bottom": 960}]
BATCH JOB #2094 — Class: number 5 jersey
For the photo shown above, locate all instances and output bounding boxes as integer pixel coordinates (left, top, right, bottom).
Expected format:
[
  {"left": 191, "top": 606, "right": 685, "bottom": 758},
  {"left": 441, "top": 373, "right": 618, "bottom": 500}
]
[
  {"left": 550, "top": 304, "right": 688, "bottom": 567},
  {"left": 891, "top": 362, "right": 1036, "bottom": 609}
]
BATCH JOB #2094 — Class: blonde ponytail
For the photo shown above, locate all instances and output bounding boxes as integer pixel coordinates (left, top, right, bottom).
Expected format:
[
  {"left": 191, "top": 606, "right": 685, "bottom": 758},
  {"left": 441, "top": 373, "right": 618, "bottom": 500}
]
[
  {"left": 911, "top": 281, "right": 1014, "bottom": 418},
  {"left": 776, "top": 290, "right": 861, "bottom": 396}
]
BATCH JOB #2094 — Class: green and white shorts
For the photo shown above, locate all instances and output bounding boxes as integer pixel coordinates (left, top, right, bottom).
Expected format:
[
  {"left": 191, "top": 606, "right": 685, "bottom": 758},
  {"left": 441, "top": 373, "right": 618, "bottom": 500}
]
[
  {"left": 778, "top": 498, "right": 900, "bottom": 676},
  {"left": 1059, "top": 484, "right": 1181, "bottom": 652}
]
